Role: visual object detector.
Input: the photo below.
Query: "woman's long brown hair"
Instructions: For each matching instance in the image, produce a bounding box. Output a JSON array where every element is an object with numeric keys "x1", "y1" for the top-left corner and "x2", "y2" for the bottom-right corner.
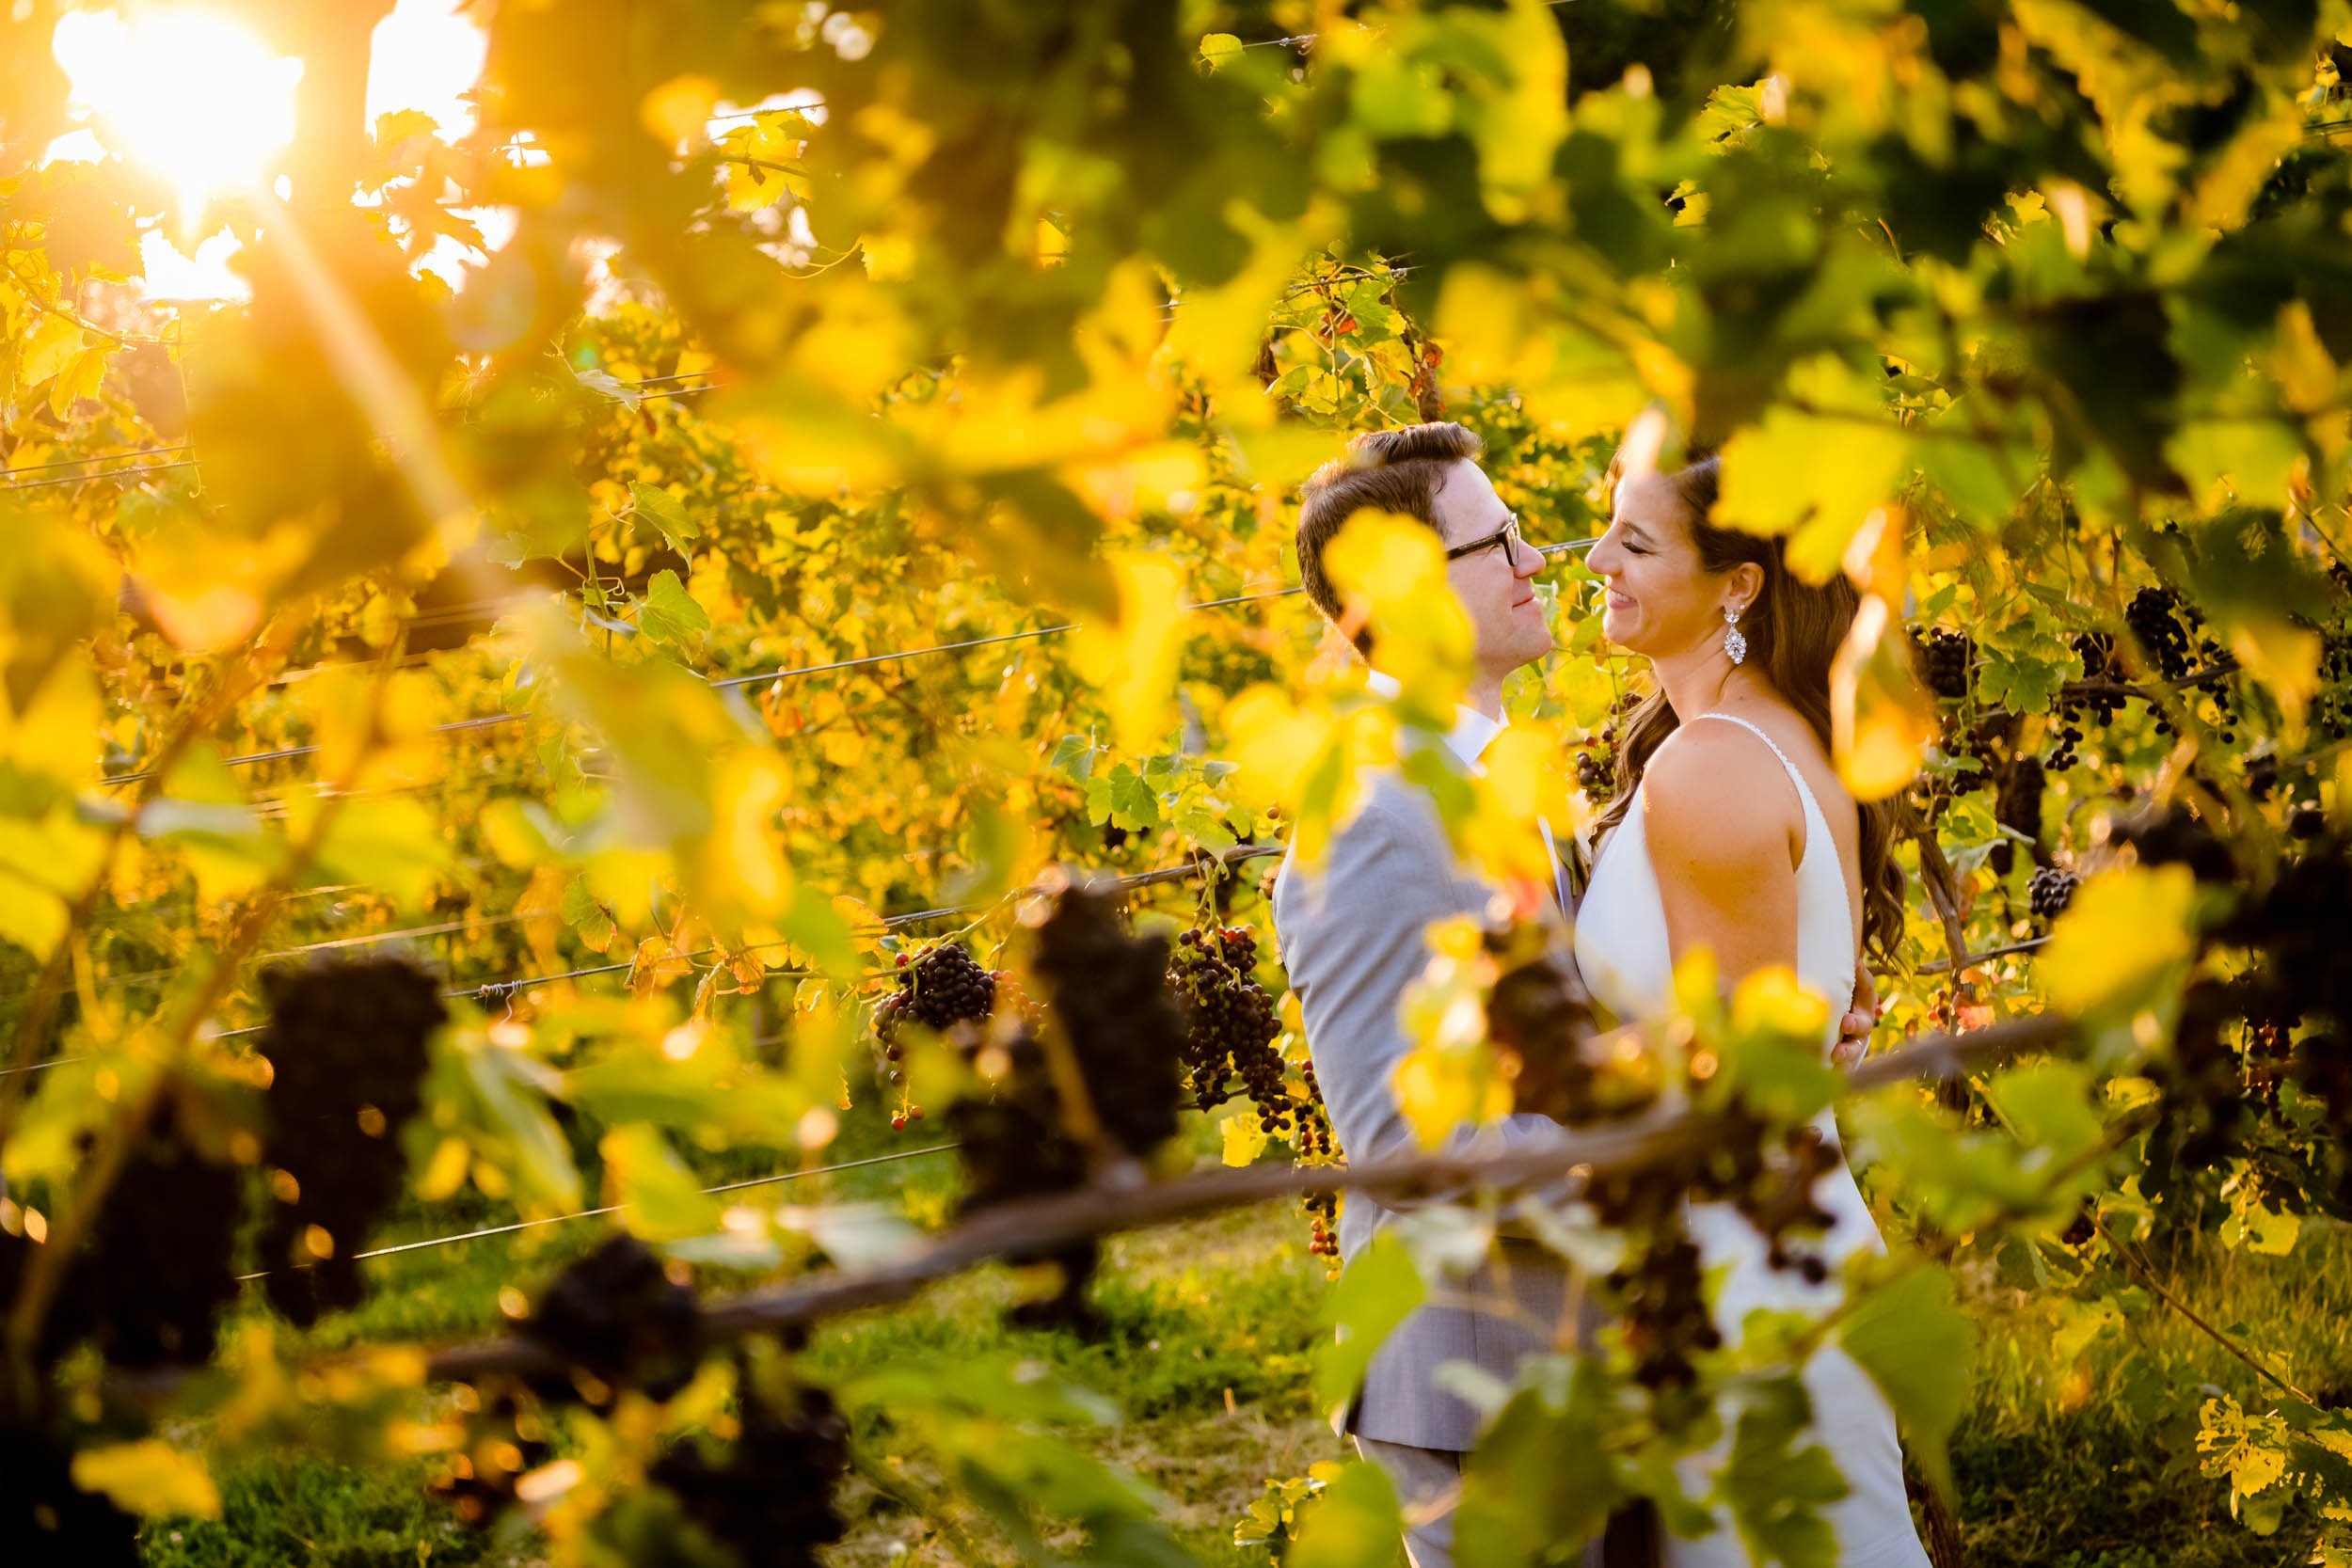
[{"x1": 1592, "y1": 452, "x2": 1911, "y2": 958}]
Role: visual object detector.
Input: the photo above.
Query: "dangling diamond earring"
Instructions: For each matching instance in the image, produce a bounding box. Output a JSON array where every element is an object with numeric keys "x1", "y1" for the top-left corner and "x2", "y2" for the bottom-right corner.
[{"x1": 1723, "y1": 603, "x2": 1748, "y2": 665}]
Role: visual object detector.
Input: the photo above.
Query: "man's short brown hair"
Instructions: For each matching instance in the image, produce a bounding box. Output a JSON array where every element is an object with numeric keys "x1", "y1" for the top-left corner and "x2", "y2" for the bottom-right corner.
[{"x1": 1295, "y1": 421, "x2": 1483, "y2": 657}]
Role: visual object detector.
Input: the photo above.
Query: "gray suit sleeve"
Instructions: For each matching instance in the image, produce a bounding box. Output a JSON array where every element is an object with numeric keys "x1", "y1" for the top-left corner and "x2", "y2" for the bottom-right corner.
[{"x1": 1275, "y1": 798, "x2": 1576, "y2": 1208}]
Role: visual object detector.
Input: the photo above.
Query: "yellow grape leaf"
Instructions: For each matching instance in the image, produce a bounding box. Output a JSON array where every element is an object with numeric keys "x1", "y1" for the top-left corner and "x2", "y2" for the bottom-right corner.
[
  {"x1": 2231, "y1": 1443, "x2": 2287, "y2": 1498},
  {"x1": 704, "y1": 749, "x2": 792, "y2": 919},
  {"x1": 641, "y1": 73, "x2": 720, "y2": 147},
  {"x1": 1831, "y1": 593, "x2": 1936, "y2": 800},
  {"x1": 18, "y1": 309, "x2": 86, "y2": 388},
  {"x1": 1198, "y1": 31, "x2": 1244, "y2": 69},
  {"x1": 49, "y1": 341, "x2": 111, "y2": 419},
  {"x1": 1069, "y1": 551, "x2": 1186, "y2": 753},
  {"x1": 1222, "y1": 1113, "x2": 1271, "y2": 1168},
  {"x1": 0, "y1": 866, "x2": 68, "y2": 959},
  {"x1": 2225, "y1": 619, "x2": 2322, "y2": 729},
  {"x1": 1715, "y1": 361, "x2": 1912, "y2": 582},
  {"x1": 418, "y1": 1135, "x2": 471, "y2": 1201},
  {"x1": 601, "y1": 1123, "x2": 722, "y2": 1241},
  {"x1": 1434, "y1": 262, "x2": 1545, "y2": 388},
  {"x1": 1322, "y1": 511, "x2": 1471, "y2": 719},
  {"x1": 1462, "y1": 0, "x2": 1570, "y2": 225},
  {"x1": 628, "y1": 933, "x2": 694, "y2": 995},
  {"x1": 72, "y1": 1440, "x2": 221, "y2": 1519},
  {"x1": 2, "y1": 656, "x2": 102, "y2": 789},
  {"x1": 2037, "y1": 865, "x2": 2197, "y2": 1019}
]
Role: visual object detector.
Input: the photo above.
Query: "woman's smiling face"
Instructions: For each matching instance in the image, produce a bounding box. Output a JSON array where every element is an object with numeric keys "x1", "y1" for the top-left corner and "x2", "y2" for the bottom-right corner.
[{"x1": 1584, "y1": 469, "x2": 1732, "y2": 659}]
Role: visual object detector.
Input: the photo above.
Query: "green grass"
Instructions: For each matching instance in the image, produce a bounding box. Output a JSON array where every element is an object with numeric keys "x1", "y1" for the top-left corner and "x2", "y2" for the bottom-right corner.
[{"x1": 137, "y1": 1117, "x2": 2352, "y2": 1566}]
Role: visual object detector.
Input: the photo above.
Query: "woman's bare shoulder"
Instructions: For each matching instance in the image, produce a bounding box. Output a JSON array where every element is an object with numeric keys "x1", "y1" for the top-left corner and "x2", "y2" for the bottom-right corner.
[{"x1": 1642, "y1": 721, "x2": 1797, "y2": 864}]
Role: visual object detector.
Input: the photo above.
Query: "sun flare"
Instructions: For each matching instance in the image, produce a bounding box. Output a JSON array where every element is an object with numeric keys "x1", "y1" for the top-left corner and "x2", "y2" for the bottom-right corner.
[{"x1": 52, "y1": 7, "x2": 304, "y2": 214}]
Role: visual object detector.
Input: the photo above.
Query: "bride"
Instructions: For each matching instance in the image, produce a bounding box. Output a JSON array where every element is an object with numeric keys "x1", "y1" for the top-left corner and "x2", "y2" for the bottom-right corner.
[{"x1": 1571, "y1": 449, "x2": 1937, "y2": 1566}]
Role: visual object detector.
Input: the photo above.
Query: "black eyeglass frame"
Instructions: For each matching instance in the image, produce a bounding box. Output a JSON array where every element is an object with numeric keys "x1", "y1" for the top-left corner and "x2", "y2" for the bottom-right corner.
[{"x1": 1443, "y1": 514, "x2": 1525, "y2": 563}]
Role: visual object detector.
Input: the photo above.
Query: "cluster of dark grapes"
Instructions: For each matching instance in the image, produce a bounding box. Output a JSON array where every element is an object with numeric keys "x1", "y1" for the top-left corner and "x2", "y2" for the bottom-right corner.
[
  {"x1": 2027, "y1": 865, "x2": 2079, "y2": 921},
  {"x1": 2124, "y1": 586, "x2": 2200, "y2": 681},
  {"x1": 2113, "y1": 804, "x2": 2352, "y2": 1206},
  {"x1": 872, "y1": 942, "x2": 1001, "y2": 1129},
  {"x1": 1605, "y1": 1236, "x2": 1720, "y2": 1396},
  {"x1": 518, "y1": 1234, "x2": 703, "y2": 1407},
  {"x1": 2049, "y1": 632, "x2": 2130, "y2": 770},
  {"x1": 1574, "y1": 742, "x2": 1614, "y2": 805},
  {"x1": 1, "y1": 1422, "x2": 140, "y2": 1567},
  {"x1": 1167, "y1": 925, "x2": 1284, "y2": 1120},
  {"x1": 649, "y1": 1357, "x2": 851, "y2": 1568},
  {"x1": 48, "y1": 1092, "x2": 242, "y2": 1370},
  {"x1": 1291, "y1": 1060, "x2": 1342, "y2": 1259},
  {"x1": 1481, "y1": 922, "x2": 1655, "y2": 1126},
  {"x1": 945, "y1": 874, "x2": 1188, "y2": 1332},
  {"x1": 1575, "y1": 696, "x2": 1637, "y2": 805},
  {"x1": 1915, "y1": 628, "x2": 1973, "y2": 702},
  {"x1": 1026, "y1": 878, "x2": 1188, "y2": 1158},
  {"x1": 254, "y1": 955, "x2": 447, "y2": 1325},
  {"x1": 1719, "y1": 1117, "x2": 1841, "y2": 1286},
  {"x1": 1468, "y1": 919, "x2": 1849, "y2": 1403}
]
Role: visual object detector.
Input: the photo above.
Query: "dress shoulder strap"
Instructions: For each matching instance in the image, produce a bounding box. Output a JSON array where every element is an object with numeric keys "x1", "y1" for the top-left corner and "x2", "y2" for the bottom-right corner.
[{"x1": 1681, "y1": 712, "x2": 1826, "y2": 829}]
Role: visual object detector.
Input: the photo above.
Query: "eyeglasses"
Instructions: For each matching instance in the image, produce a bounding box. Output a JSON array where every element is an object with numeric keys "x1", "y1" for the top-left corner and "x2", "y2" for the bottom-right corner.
[{"x1": 1445, "y1": 514, "x2": 1524, "y2": 563}]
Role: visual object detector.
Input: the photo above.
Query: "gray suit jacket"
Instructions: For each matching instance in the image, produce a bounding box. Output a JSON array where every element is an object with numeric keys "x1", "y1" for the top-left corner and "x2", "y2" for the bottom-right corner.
[{"x1": 1272, "y1": 770, "x2": 1597, "y2": 1454}]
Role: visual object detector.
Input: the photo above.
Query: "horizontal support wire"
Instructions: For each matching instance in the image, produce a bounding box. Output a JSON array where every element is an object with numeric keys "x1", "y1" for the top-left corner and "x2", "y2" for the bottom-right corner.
[
  {"x1": 234, "y1": 1141, "x2": 962, "y2": 1280},
  {"x1": 1, "y1": 441, "x2": 191, "y2": 478}
]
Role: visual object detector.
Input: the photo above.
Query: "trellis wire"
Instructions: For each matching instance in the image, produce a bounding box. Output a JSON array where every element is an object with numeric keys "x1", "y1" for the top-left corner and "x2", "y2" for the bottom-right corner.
[{"x1": 233, "y1": 1140, "x2": 961, "y2": 1281}]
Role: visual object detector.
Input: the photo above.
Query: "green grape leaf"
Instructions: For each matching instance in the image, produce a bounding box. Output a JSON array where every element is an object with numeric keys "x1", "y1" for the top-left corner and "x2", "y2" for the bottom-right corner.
[
  {"x1": 1720, "y1": 1374, "x2": 1848, "y2": 1568},
  {"x1": 1313, "y1": 1231, "x2": 1426, "y2": 1418},
  {"x1": 639, "y1": 569, "x2": 710, "y2": 651},
  {"x1": 630, "y1": 481, "x2": 699, "y2": 552},
  {"x1": 1289, "y1": 1460, "x2": 1403, "y2": 1568},
  {"x1": 1838, "y1": 1264, "x2": 1974, "y2": 1497}
]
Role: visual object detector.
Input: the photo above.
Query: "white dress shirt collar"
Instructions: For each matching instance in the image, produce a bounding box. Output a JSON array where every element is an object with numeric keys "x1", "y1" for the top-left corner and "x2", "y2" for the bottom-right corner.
[
  {"x1": 1364, "y1": 669, "x2": 1503, "y2": 769},
  {"x1": 1364, "y1": 669, "x2": 1570, "y2": 914}
]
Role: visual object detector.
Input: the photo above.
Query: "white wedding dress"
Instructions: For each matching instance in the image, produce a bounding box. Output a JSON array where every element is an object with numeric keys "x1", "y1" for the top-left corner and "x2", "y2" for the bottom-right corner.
[{"x1": 1572, "y1": 713, "x2": 1933, "y2": 1567}]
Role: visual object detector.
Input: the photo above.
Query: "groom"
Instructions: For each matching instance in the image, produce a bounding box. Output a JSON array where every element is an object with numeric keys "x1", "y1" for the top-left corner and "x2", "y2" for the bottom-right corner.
[{"x1": 1271, "y1": 423, "x2": 1873, "y2": 1568}]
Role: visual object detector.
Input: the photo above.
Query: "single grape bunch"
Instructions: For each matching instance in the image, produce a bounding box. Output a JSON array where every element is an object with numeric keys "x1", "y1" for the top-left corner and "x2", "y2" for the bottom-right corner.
[
  {"x1": 1482, "y1": 922, "x2": 1654, "y2": 1127},
  {"x1": 519, "y1": 1234, "x2": 702, "y2": 1407},
  {"x1": 872, "y1": 942, "x2": 998, "y2": 1127},
  {"x1": 1606, "y1": 1232, "x2": 1722, "y2": 1395},
  {"x1": 2027, "y1": 865, "x2": 2079, "y2": 922},
  {"x1": 1025, "y1": 875, "x2": 1187, "y2": 1160},
  {"x1": 1734, "y1": 1121, "x2": 1840, "y2": 1286},
  {"x1": 2115, "y1": 803, "x2": 2236, "y2": 886},
  {"x1": 650, "y1": 1361, "x2": 850, "y2": 1568},
  {"x1": 2126, "y1": 586, "x2": 2197, "y2": 682},
  {"x1": 255, "y1": 954, "x2": 448, "y2": 1326},
  {"x1": 1293, "y1": 1059, "x2": 1335, "y2": 1160},
  {"x1": 1167, "y1": 924, "x2": 1283, "y2": 1125},
  {"x1": 51, "y1": 1089, "x2": 242, "y2": 1370},
  {"x1": 1915, "y1": 628, "x2": 1973, "y2": 702},
  {"x1": 2069, "y1": 632, "x2": 2130, "y2": 727},
  {"x1": 1303, "y1": 1188, "x2": 1341, "y2": 1259}
]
